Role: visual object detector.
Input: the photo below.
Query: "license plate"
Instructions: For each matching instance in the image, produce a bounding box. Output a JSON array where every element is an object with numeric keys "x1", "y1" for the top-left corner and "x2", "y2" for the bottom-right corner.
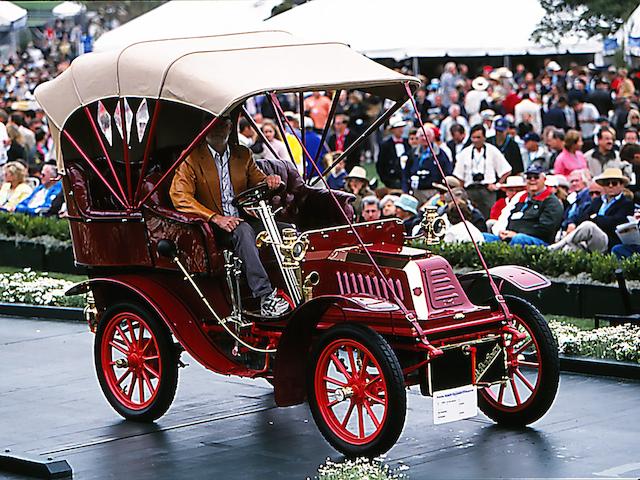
[{"x1": 433, "y1": 385, "x2": 478, "y2": 425}]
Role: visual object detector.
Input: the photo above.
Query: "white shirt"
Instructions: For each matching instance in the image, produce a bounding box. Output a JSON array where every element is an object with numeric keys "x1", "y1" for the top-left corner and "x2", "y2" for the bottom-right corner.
[
  {"x1": 577, "y1": 102, "x2": 599, "y2": 138},
  {"x1": 444, "y1": 221, "x2": 485, "y2": 244},
  {"x1": 207, "y1": 145, "x2": 238, "y2": 217},
  {"x1": 453, "y1": 143, "x2": 512, "y2": 187},
  {"x1": 514, "y1": 99, "x2": 542, "y2": 134},
  {"x1": 0, "y1": 123, "x2": 8, "y2": 165}
]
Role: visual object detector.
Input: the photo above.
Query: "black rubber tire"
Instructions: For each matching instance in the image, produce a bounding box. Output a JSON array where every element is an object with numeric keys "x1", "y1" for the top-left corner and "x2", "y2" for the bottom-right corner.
[
  {"x1": 478, "y1": 295, "x2": 559, "y2": 427},
  {"x1": 95, "y1": 301, "x2": 179, "y2": 422},
  {"x1": 307, "y1": 323, "x2": 406, "y2": 458}
]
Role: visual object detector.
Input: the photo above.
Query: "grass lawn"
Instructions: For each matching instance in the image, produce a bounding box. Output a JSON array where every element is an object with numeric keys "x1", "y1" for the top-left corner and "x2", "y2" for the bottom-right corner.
[{"x1": 0, "y1": 266, "x2": 87, "y2": 284}]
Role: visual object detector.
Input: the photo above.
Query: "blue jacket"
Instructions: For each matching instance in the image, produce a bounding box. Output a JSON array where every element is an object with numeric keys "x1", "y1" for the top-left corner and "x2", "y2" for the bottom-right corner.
[
  {"x1": 14, "y1": 182, "x2": 63, "y2": 216},
  {"x1": 578, "y1": 193, "x2": 634, "y2": 247},
  {"x1": 404, "y1": 146, "x2": 452, "y2": 193},
  {"x1": 561, "y1": 188, "x2": 592, "y2": 230}
]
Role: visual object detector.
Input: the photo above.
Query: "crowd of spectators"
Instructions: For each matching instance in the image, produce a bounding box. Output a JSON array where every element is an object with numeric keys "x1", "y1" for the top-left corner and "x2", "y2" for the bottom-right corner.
[
  {"x1": 241, "y1": 59, "x2": 640, "y2": 261},
  {"x1": 3, "y1": 15, "x2": 640, "y2": 262}
]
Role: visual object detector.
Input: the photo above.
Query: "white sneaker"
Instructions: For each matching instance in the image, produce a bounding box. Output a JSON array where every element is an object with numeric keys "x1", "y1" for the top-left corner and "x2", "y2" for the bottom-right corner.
[{"x1": 260, "y1": 290, "x2": 291, "y2": 318}]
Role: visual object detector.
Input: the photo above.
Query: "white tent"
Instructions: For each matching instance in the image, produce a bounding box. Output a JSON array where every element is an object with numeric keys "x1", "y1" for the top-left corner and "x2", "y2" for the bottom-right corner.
[
  {"x1": 52, "y1": 1, "x2": 86, "y2": 19},
  {"x1": 93, "y1": 0, "x2": 281, "y2": 52},
  {"x1": 623, "y1": 3, "x2": 640, "y2": 59},
  {"x1": 0, "y1": 1, "x2": 27, "y2": 30},
  {"x1": 263, "y1": 0, "x2": 602, "y2": 60}
]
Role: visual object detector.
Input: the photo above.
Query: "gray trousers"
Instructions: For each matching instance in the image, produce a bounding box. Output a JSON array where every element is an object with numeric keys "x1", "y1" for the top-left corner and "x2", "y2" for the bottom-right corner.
[
  {"x1": 216, "y1": 220, "x2": 272, "y2": 299},
  {"x1": 549, "y1": 221, "x2": 609, "y2": 253}
]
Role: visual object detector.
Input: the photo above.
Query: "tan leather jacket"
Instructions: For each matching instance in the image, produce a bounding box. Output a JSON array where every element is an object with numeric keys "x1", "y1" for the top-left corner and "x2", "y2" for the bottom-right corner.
[{"x1": 170, "y1": 142, "x2": 266, "y2": 221}]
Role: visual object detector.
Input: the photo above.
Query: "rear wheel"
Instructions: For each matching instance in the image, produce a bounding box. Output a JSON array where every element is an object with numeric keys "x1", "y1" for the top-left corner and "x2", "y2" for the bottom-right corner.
[
  {"x1": 307, "y1": 324, "x2": 406, "y2": 457},
  {"x1": 95, "y1": 302, "x2": 179, "y2": 422},
  {"x1": 479, "y1": 295, "x2": 559, "y2": 426}
]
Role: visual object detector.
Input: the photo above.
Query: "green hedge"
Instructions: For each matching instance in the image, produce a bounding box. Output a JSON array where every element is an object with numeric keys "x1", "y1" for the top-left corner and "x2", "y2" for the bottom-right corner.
[
  {"x1": 414, "y1": 240, "x2": 640, "y2": 284},
  {"x1": 0, "y1": 212, "x2": 71, "y2": 242}
]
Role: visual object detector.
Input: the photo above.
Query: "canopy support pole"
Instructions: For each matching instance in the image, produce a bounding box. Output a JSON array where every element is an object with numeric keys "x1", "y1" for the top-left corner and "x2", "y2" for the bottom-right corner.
[
  {"x1": 134, "y1": 100, "x2": 162, "y2": 204},
  {"x1": 119, "y1": 98, "x2": 133, "y2": 204},
  {"x1": 309, "y1": 89, "x2": 341, "y2": 175},
  {"x1": 299, "y1": 92, "x2": 306, "y2": 180},
  {"x1": 412, "y1": 57, "x2": 420, "y2": 76},
  {"x1": 240, "y1": 106, "x2": 282, "y2": 161},
  {"x1": 267, "y1": 93, "x2": 297, "y2": 167}
]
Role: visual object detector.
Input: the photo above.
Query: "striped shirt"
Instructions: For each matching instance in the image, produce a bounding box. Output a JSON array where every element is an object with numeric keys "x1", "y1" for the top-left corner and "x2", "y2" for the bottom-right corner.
[{"x1": 207, "y1": 145, "x2": 238, "y2": 217}]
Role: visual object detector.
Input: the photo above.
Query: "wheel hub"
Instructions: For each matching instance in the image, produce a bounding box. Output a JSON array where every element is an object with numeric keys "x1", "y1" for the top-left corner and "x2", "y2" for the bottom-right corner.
[{"x1": 334, "y1": 386, "x2": 354, "y2": 402}]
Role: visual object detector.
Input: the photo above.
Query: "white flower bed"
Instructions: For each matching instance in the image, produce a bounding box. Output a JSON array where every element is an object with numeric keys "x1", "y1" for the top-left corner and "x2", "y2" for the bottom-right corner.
[
  {"x1": 0, "y1": 269, "x2": 85, "y2": 308},
  {"x1": 314, "y1": 457, "x2": 407, "y2": 480},
  {"x1": 549, "y1": 320, "x2": 640, "y2": 364}
]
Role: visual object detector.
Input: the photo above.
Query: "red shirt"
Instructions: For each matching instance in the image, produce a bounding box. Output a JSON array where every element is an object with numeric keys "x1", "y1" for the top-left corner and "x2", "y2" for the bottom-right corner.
[{"x1": 490, "y1": 197, "x2": 507, "y2": 220}]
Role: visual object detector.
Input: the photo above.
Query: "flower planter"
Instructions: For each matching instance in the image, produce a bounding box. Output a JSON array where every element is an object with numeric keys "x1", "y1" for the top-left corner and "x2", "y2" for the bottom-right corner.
[{"x1": 0, "y1": 239, "x2": 82, "y2": 275}]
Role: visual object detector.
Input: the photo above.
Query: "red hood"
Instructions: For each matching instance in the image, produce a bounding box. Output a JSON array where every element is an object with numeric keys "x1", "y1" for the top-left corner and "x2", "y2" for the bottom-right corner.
[{"x1": 530, "y1": 186, "x2": 554, "y2": 201}]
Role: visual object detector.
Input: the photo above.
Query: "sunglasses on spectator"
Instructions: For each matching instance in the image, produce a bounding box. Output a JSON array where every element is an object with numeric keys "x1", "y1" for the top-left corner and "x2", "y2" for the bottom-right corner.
[
  {"x1": 600, "y1": 180, "x2": 620, "y2": 187},
  {"x1": 589, "y1": 191, "x2": 601, "y2": 196},
  {"x1": 525, "y1": 174, "x2": 540, "y2": 180}
]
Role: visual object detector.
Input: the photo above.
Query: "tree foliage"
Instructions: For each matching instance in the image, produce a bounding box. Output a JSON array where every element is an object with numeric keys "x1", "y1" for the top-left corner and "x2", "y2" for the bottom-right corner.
[{"x1": 532, "y1": 0, "x2": 638, "y2": 45}]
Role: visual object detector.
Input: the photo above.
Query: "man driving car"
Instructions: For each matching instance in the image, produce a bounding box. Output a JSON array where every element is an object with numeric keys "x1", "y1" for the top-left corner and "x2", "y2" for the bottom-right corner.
[{"x1": 170, "y1": 115, "x2": 290, "y2": 318}]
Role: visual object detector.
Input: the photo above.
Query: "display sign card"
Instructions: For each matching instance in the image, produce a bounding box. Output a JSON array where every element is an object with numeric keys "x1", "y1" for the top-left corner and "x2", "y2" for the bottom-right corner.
[{"x1": 433, "y1": 385, "x2": 477, "y2": 425}]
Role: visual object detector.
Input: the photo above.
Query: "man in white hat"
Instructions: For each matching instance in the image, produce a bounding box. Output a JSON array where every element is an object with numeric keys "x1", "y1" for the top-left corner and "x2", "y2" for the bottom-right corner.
[
  {"x1": 550, "y1": 168, "x2": 633, "y2": 252},
  {"x1": 376, "y1": 118, "x2": 412, "y2": 189},
  {"x1": 465, "y1": 77, "x2": 490, "y2": 126}
]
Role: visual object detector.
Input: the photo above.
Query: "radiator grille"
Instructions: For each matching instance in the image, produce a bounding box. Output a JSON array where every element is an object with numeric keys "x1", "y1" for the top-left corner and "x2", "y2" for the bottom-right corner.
[
  {"x1": 424, "y1": 267, "x2": 462, "y2": 307},
  {"x1": 336, "y1": 271, "x2": 404, "y2": 301}
]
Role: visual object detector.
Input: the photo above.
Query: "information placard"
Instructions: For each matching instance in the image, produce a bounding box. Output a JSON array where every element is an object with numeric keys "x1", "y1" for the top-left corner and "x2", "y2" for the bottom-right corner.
[{"x1": 433, "y1": 385, "x2": 477, "y2": 425}]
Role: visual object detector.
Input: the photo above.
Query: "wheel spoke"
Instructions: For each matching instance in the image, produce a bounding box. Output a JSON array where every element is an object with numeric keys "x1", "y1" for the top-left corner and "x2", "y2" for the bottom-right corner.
[
  {"x1": 515, "y1": 368, "x2": 535, "y2": 392},
  {"x1": 128, "y1": 374, "x2": 137, "y2": 400},
  {"x1": 140, "y1": 338, "x2": 152, "y2": 355},
  {"x1": 142, "y1": 369, "x2": 154, "y2": 394},
  {"x1": 357, "y1": 403, "x2": 365, "y2": 439},
  {"x1": 138, "y1": 373, "x2": 145, "y2": 403},
  {"x1": 514, "y1": 339, "x2": 533, "y2": 356},
  {"x1": 510, "y1": 378, "x2": 522, "y2": 405},
  {"x1": 341, "y1": 400, "x2": 356, "y2": 428},
  {"x1": 115, "y1": 326, "x2": 132, "y2": 348},
  {"x1": 497, "y1": 382, "x2": 506, "y2": 403},
  {"x1": 518, "y1": 360, "x2": 539, "y2": 369},
  {"x1": 109, "y1": 340, "x2": 129, "y2": 355},
  {"x1": 117, "y1": 368, "x2": 132, "y2": 386},
  {"x1": 137, "y1": 323, "x2": 145, "y2": 349},
  {"x1": 358, "y1": 353, "x2": 370, "y2": 378},
  {"x1": 364, "y1": 390, "x2": 385, "y2": 405},
  {"x1": 323, "y1": 375, "x2": 347, "y2": 387},
  {"x1": 143, "y1": 355, "x2": 159, "y2": 361},
  {"x1": 330, "y1": 353, "x2": 351, "y2": 380},
  {"x1": 327, "y1": 398, "x2": 341, "y2": 408},
  {"x1": 144, "y1": 363, "x2": 160, "y2": 379},
  {"x1": 363, "y1": 400, "x2": 381, "y2": 429},
  {"x1": 346, "y1": 346, "x2": 357, "y2": 376}
]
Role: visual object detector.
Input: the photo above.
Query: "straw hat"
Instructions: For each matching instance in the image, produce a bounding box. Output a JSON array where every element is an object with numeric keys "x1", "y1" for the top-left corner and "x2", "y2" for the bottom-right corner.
[
  {"x1": 394, "y1": 194, "x2": 419, "y2": 215},
  {"x1": 345, "y1": 166, "x2": 368, "y2": 182},
  {"x1": 498, "y1": 176, "x2": 526, "y2": 189},
  {"x1": 595, "y1": 168, "x2": 629, "y2": 186},
  {"x1": 472, "y1": 76, "x2": 489, "y2": 91},
  {"x1": 433, "y1": 175, "x2": 462, "y2": 192}
]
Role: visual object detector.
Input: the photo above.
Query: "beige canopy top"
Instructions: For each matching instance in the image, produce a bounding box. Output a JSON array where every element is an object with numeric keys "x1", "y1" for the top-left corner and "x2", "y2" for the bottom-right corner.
[{"x1": 35, "y1": 30, "x2": 419, "y2": 132}]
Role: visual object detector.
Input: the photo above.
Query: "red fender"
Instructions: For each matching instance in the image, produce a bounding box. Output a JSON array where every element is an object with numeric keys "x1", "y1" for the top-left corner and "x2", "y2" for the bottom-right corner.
[
  {"x1": 273, "y1": 294, "x2": 399, "y2": 407},
  {"x1": 67, "y1": 276, "x2": 242, "y2": 375}
]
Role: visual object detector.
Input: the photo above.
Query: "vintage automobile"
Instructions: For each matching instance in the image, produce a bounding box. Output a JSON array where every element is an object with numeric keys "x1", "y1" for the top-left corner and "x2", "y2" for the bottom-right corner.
[{"x1": 35, "y1": 31, "x2": 559, "y2": 457}]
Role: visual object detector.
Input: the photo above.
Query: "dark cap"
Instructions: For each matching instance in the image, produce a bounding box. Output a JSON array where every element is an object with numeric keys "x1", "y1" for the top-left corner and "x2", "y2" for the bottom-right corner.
[
  {"x1": 494, "y1": 118, "x2": 509, "y2": 132},
  {"x1": 523, "y1": 132, "x2": 541, "y2": 143},
  {"x1": 525, "y1": 164, "x2": 546, "y2": 175}
]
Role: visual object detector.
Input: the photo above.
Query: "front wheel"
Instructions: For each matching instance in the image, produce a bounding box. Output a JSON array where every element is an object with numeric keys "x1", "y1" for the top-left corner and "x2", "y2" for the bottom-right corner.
[
  {"x1": 307, "y1": 324, "x2": 406, "y2": 458},
  {"x1": 95, "y1": 302, "x2": 179, "y2": 422},
  {"x1": 479, "y1": 295, "x2": 559, "y2": 426}
]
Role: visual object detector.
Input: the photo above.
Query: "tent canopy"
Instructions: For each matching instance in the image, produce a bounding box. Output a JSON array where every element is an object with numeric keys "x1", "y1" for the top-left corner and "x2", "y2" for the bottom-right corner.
[
  {"x1": 93, "y1": 0, "x2": 280, "y2": 52},
  {"x1": 35, "y1": 30, "x2": 418, "y2": 133},
  {"x1": 263, "y1": 0, "x2": 602, "y2": 60},
  {"x1": 0, "y1": 1, "x2": 27, "y2": 30}
]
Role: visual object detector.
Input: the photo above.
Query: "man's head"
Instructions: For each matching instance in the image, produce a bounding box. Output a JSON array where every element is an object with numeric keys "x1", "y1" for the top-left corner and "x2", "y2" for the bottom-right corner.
[
  {"x1": 568, "y1": 168, "x2": 591, "y2": 193},
  {"x1": 571, "y1": 100, "x2": 584, "y2": 113},
  {"x1": 545, "y1": 128, "x2": 565, "y2": 152},
  {"x1": 588, "y1": 181, "x2": 604, "y2": 199},
  {"x1": 389, "y1": 119, "x2": 407, "y2": 138},
  {"x1": 205, "y1": 115, "x2": 233, "y2": 151},
  {"x1": 238, "y1": 117, "x2": 254, "y2": 137},
  {"x1": 408, "y1": 128, "x2": 419, "y2": 148},
  {"x1": 469, "y1": 124, "x2": 486, "y2": 149},
  {"x1": 597, "y1": 127, "x2": 615, "y2": 154},
  {"x1": 620, "y1": 142, "x2": 640, "y2": 165},
  {"x1": 494, "y1": 118, "x2": 509, "y2": 138},
  {"x1": 450, "y1": 123, "x2": 465, "y2": 144},
  {"x1": 595, "y1": 168, "x2": 628, "y2": 198},
  {"x1": 448, "y1": 104, "x2": 460, "y2": 119},
  {"x1": 624, "y1": 128, "x2": 639, "y2": 145},
  {"x1": 523, "y1": 132, "x2": 541, "y2": 153},
  {"x1": 41, "y1": 163, "x2": 58, "y2": 187},
  {"x1": 334, "y1": 114, "x2": 349, "y2": 134},
  {"x1": 361, "y1": 196, "x2": 381, "y2": 222},
  {"x1": 524, "y1": 165, "x2": 546, "y2": 195}
]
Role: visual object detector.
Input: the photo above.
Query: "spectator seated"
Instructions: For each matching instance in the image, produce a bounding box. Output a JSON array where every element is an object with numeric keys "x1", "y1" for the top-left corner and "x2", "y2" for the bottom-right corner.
[{"x1": 14, "y1": 163, "x2": 63, "y2": 216}]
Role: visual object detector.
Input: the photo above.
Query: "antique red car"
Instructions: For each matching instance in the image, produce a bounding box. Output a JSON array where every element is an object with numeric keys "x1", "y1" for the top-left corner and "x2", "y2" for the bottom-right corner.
[{"x1": 35, "y1": 31, "x2": 559, "y2": 457}]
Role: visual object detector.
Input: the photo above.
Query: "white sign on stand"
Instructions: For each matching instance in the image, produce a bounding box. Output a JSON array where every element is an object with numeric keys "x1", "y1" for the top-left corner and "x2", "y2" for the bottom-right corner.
[{"x1": 433, "y1": 385, "x2": 478, "y2": 425}]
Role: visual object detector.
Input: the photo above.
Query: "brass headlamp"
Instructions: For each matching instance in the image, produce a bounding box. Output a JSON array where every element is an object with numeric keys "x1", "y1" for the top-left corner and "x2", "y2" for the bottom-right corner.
[
  {"x1": 280, "y1": 228, "x2": 309, "y2": 269},
  {"x1": 421, "y1": 206, "x2": 447, "y2": 245}
]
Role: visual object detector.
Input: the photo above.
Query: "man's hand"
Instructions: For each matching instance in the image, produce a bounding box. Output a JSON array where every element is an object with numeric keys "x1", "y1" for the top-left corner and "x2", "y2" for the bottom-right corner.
[
  {"x1": 487, "y1": 183, "x2": 499, "y2": 192},
  {"x1": 212, "y1": 215, "x2": 244, "y2": 232},
  {"x1": 565, "y1": 223, "x2": 576, "y2": 234},
  {"x1": 498, "y1": 230, "x2": 516, "y2": 241},
  {"x1": 265, "y1": 174, "x2": 282, "y2": 190}
]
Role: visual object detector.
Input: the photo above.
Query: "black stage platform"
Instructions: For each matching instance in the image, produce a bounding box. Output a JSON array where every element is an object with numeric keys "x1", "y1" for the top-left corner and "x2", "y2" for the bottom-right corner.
[{"x1": 1, "y1": 316, "x2": 639, "y2": 479}]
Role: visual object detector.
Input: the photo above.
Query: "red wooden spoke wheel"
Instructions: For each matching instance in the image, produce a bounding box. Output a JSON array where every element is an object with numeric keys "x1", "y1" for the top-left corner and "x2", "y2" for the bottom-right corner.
[
  {"x1": 479, "y1": 295, "x2": 559, "y2": 427},
  {"x1": 95, "y1": 302, "x2": 178, "y2": 422},
  {"x1": 307, "y1": 324, "x2": 405, "y2": 458}
]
